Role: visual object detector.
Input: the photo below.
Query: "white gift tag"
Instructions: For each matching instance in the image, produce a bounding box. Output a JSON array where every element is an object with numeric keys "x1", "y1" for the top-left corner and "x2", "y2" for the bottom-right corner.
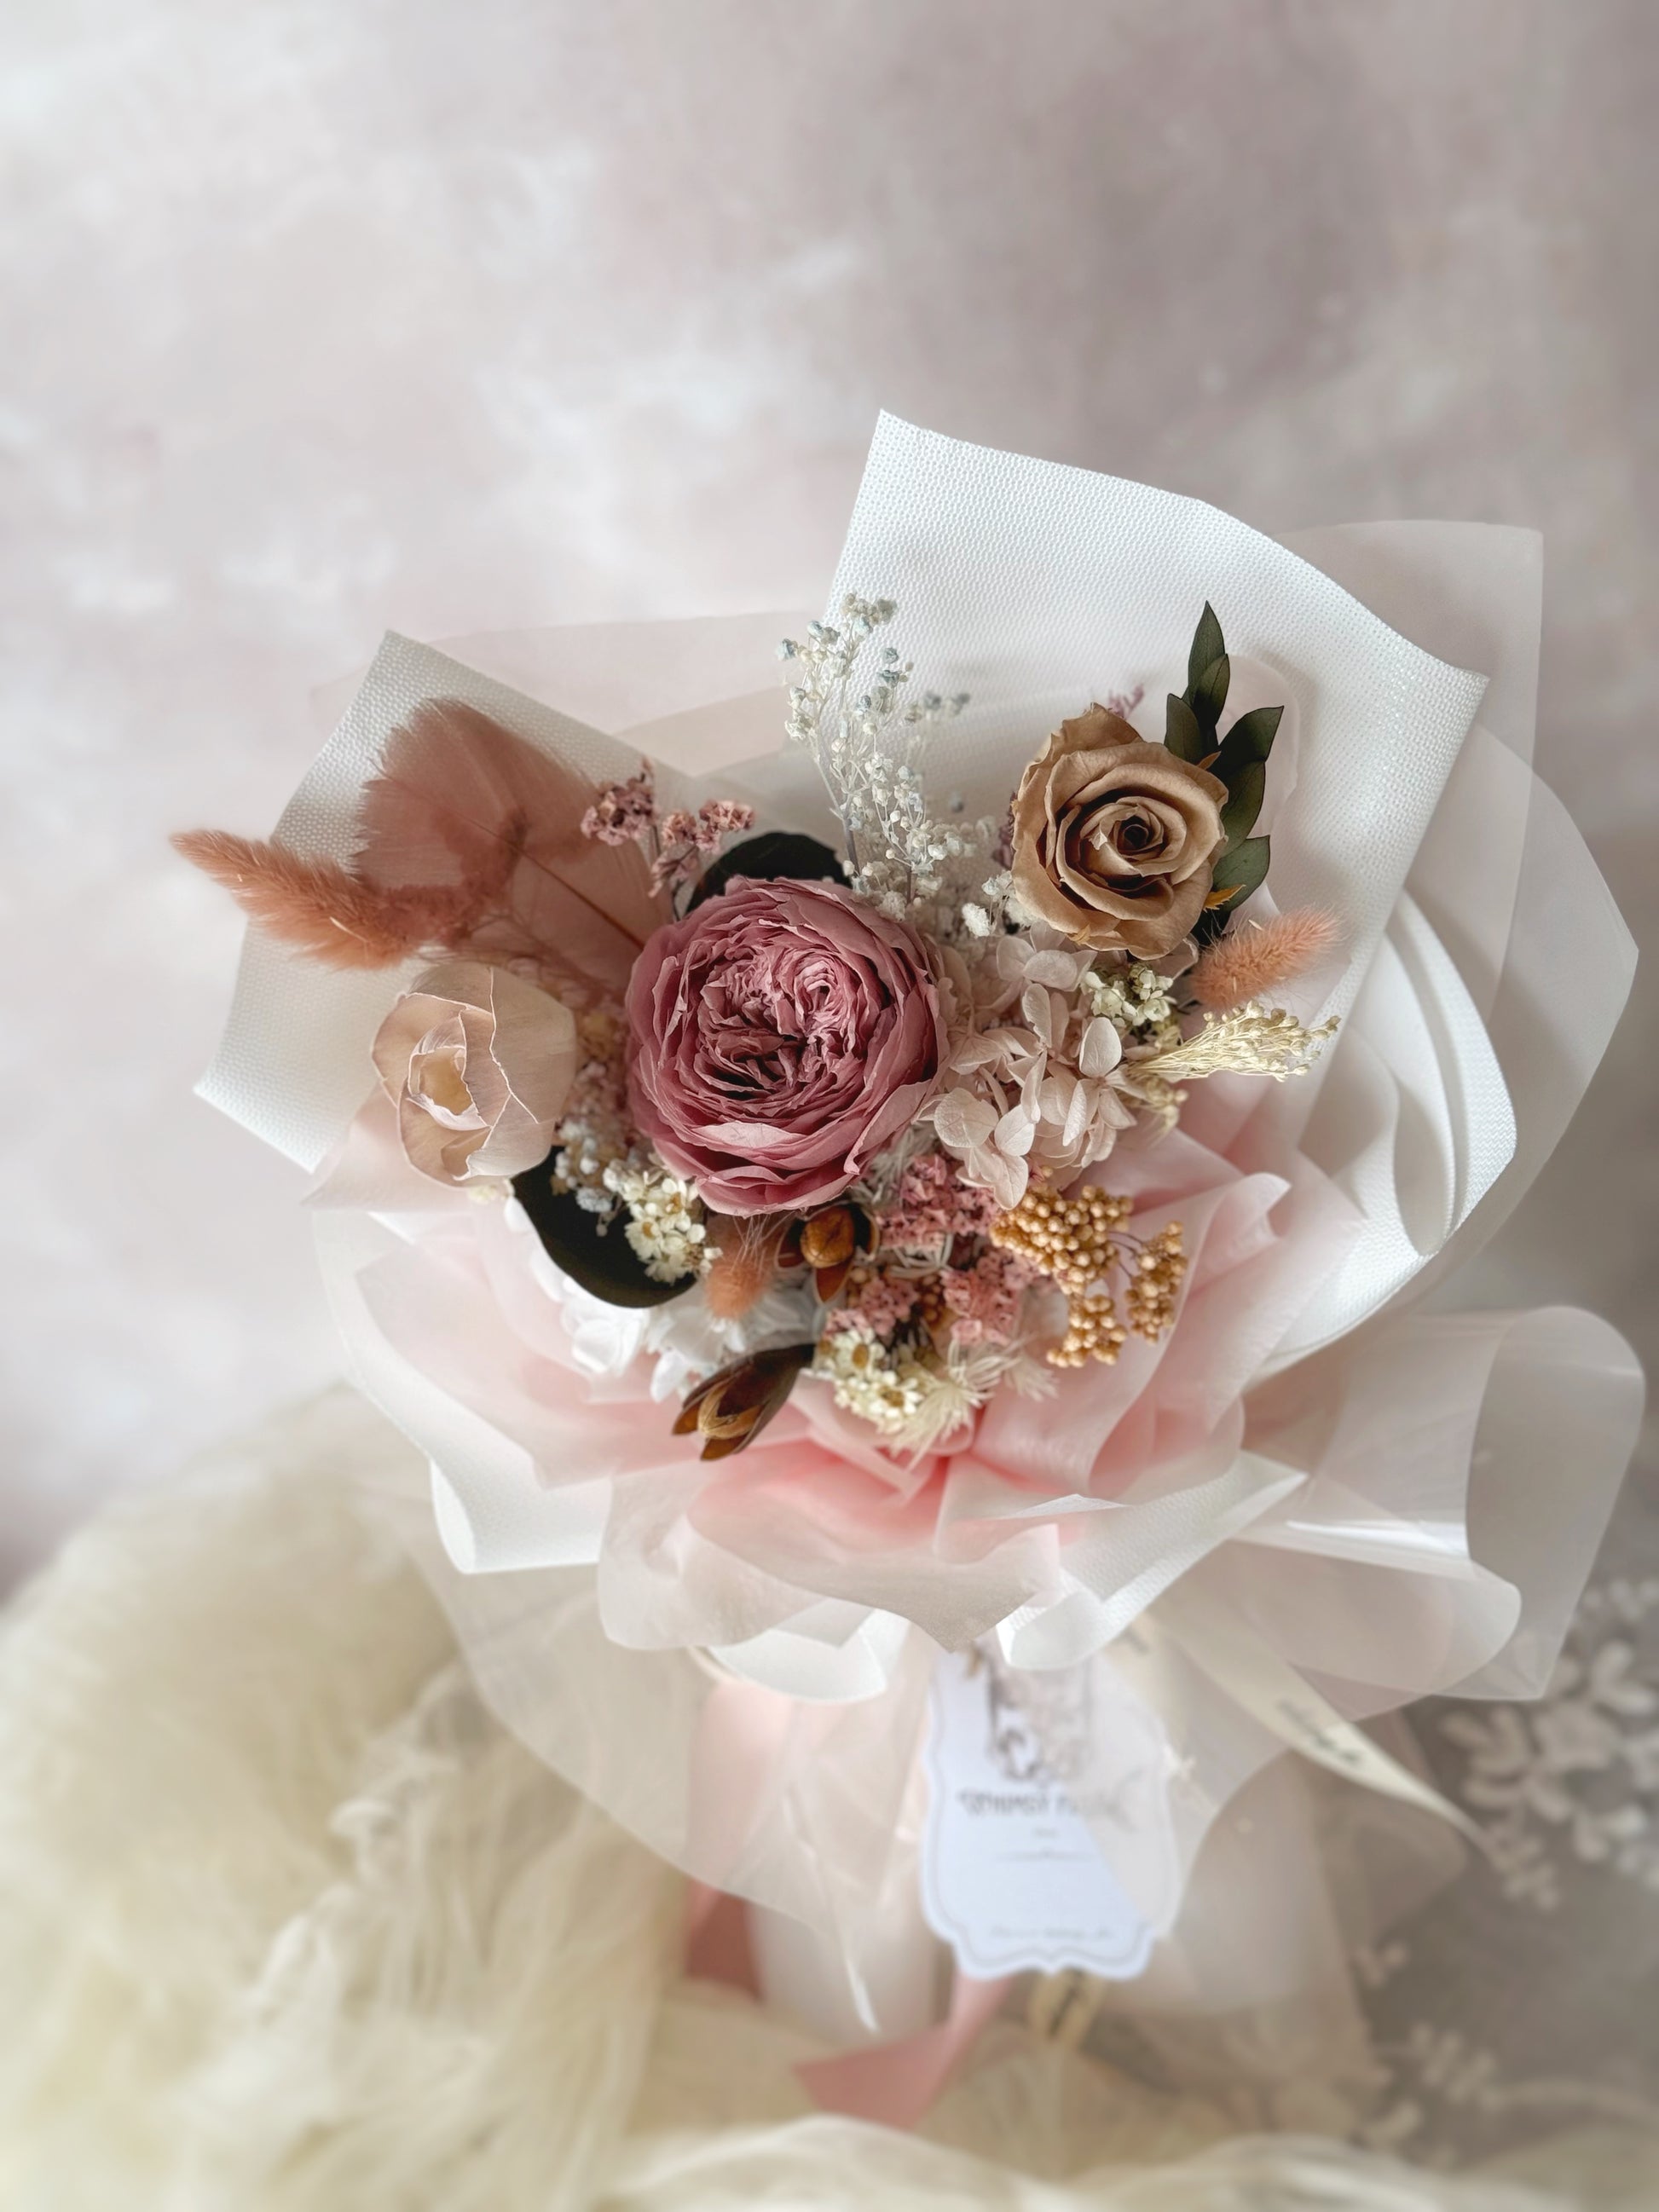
[{"x1": 920, "y1": 1647, "x2": 1175, "y2": 1980}]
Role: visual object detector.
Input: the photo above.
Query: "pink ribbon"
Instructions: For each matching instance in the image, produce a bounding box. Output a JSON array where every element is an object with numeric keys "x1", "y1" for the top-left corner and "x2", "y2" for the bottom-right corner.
[
  {"x1": 795, "y1": 1964, "x2": 1011, "y2": 2128},
  {"x1": 685, "y1": 1880, "x2": 1008, "y2": 2129}
]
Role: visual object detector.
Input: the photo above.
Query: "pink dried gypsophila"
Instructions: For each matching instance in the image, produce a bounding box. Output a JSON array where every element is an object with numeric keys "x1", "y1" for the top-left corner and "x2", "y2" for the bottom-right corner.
[
  {"x1": 880, "y1": 1149, "x2": 1000, "y2": 1251},
  {"x1": 650, "y1": 800, "x2": 760, "y2": 893},
  {"x1": 941, "y1": 1249, "x2": 1038, "y2": 1345},
  {"x1": 650, "y1": 812, "x2": 701, "y2": 893},
  {"x1": 694, "y1": 799, "x2": 755, "y2": 850},
  {"x1": 1188, "y1": 908, "x2": 1340, "y2": 1011},
  {"x1": 581, "y1": 766, "x2": 657, "y2": 846},
  {"x1": 824, "y1": 1270, "x2": 922, "y2": 1342}
]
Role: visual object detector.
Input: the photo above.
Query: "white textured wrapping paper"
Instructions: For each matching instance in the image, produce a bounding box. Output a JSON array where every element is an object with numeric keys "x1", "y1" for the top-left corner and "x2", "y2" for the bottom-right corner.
[{"x1": 827, "y1": 417, "x2": 1488, "y2": 954}]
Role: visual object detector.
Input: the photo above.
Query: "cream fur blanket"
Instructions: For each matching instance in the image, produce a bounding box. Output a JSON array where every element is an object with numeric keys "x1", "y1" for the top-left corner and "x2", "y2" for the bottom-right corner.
[{"x1": 2, "y1": 1390, "x2": 1652, "y2": 2209}]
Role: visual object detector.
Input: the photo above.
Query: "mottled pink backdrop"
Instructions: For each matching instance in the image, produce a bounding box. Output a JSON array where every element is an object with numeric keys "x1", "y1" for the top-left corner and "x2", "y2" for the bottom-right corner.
[{"x1": 3, "y1": 1, "x2": 1655, "y2": 1581}]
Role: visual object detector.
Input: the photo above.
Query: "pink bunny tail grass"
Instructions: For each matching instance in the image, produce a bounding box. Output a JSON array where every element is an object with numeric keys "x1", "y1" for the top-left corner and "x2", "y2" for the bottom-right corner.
[
  {"x1": 1189, "y1": 907, "x2": 1341, "y2": 1011},
  {"x1": 702, "y1": 1214, "x2": 786, "y2": 1321}
]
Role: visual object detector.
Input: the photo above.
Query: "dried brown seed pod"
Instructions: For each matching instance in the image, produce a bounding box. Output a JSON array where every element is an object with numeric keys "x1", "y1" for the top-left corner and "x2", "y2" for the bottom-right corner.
[
  {"x1": 672, "y1": 1343, "x2": 814, "y2": 1461},
  {"x1": 777, "y1": 1203, "x2": 874, "y2": 1302},
  {"x1": 799, "y1": 1205, "x2": 858, "y2": 1270}
]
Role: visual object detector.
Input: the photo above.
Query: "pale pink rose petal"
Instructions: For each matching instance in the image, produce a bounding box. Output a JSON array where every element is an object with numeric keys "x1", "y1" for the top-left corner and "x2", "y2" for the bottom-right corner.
[{"x1": 372, "y1": 960, "x2": 577, "y2": 1187}]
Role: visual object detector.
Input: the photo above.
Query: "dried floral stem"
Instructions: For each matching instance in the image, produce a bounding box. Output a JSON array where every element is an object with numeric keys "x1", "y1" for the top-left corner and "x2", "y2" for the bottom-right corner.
[
  {"x1": 779, "y1": 594, "x2": 975, "y2": 908},
  {"x1": 1134, "y1": 1002, "x2": 1338, "y2": 1084}
]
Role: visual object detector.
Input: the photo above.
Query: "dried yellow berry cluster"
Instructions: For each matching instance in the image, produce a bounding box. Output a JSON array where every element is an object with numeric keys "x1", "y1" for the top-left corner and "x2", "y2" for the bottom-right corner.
[
  {"x1": 1124, "y1": 1221, "x2": 1187, "y2": 1339},
  {"x1": 990, "y1": 1186, "x2": 1186, "y2": 1368},
  {"x1": 1049, "y1": 1291, "x2": 1129, "y2": 1369},
  {"x1": 989, "y1": 1186, "x2": 1133, "y2": 1293}
]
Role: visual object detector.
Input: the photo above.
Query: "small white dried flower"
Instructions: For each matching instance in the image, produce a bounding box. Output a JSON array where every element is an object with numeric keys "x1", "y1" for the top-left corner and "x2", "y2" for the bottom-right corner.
[
  {"x1": 812, "y1": 1322, "x2": 932, "y2": 1433},
  {"x1": 1083, "y1": 961, "x2": 1177, "y2": 1037},
  {"x1": 781, "y1": 591, "x2": 989, "y2": 925},
  {"x1": 602, "y1": 1157, "x2": 710, "y2": 1285}
]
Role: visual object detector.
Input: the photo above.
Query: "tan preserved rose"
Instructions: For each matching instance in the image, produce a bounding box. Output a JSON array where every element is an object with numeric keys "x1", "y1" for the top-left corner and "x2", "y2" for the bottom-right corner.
[{"x1": 1009, "y1": 706, "x2": 1228, "y2": 957}]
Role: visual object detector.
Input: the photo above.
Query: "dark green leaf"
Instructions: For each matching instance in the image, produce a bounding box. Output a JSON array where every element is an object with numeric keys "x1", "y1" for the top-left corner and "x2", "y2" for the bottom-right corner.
[
  {"x1": 690, "y1": 830, "x2": 844, "y2": 909},
  {"x1": 1192, "y1": 905, "x2": 1230, "y2": 949},
  {"x1": 1187, "y1": 603, "x2": 1225, "y2": 691},
  {"x1": 1187, "y1": 653, "x2": 1230, "y2": 734},
  {"x1": 1165, "y1": 692, "x2": 1205, "y2": 762},
  {"x1": 510, "y1": 1168, "x2": 692, "y2": 1308},
  {"x1": 1205, "y1": 834, "x2": 1270, "y2": 917},
  {"x1": 1212, "y1": 704, "x2": 1283, "y2": 785},
  {"x1": 1217, "y1": 760, "x2": 1266, "y2": 852}
]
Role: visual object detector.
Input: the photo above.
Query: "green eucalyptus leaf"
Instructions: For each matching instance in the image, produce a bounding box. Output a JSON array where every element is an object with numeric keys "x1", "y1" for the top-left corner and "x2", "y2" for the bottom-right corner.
[
  {"x1": 510, "y1": 1168, "x2": 693, "y2": 1308},
  {"x1": 1218, "y1": 759, "x2": 1266, "y2": 852},
  {"x1": 1212, "y1": 704, "x2": 1283, "y2": 784},
  {"x1": 1205, "y1": 833, "x2": 1270, "y2": 915},
  {"x1": 1187, "y1": 603, "x2": 1225, "y2": 691},
  {"x1": 1165, "y1": 692, "x2": 1205, "y2": 762},
  {"x1": 1188, "y1": 653, "x2": 1230, "y2": 733}
]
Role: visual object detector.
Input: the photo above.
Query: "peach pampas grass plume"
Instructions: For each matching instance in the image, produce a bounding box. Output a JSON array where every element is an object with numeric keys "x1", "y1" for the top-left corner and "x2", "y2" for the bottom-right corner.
[
  {"x1": 176, "y1": 702, "x2": 668, "y2": 993},
  {"x1": 176, "y1": 831, "x2": 437, "y2": 968},
  {"x1": 171, "y1": 829, "x2": 471, "y2": 968},
  {"x1": 1189, "y1": 907, "x2": 1340, "y2": 1011}
]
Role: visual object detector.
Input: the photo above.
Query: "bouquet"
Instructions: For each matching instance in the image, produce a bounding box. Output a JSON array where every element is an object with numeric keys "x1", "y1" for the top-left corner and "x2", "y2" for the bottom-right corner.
[{"x1": 182, "y1": 419, "x2": 1641, "y2": 2095}]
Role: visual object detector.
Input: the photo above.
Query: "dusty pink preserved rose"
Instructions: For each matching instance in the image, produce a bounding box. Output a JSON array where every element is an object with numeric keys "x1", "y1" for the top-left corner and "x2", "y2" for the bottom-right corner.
[{"x1": 626, "y1": 876, "x2": 947, "y2": 1216}]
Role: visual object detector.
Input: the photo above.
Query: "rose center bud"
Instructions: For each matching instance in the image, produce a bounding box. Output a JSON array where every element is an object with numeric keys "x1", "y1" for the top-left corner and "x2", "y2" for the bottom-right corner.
[{"x1": 414, "y1": 1046, "x2": 475, "y2": 1118}]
